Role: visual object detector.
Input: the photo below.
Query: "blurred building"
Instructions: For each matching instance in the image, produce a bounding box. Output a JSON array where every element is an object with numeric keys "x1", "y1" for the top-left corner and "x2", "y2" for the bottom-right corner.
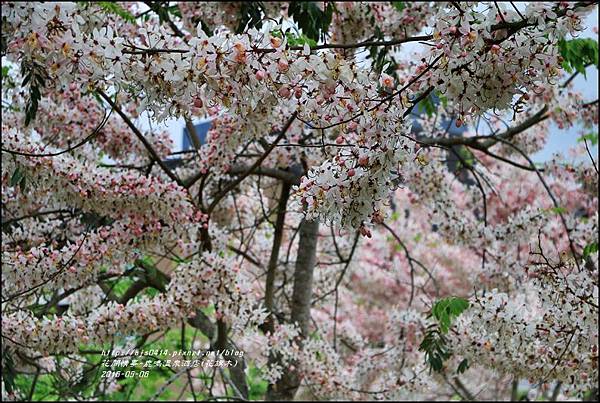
[{"x1": 182, "y1": 119, "x2": 212, "y2": 150}]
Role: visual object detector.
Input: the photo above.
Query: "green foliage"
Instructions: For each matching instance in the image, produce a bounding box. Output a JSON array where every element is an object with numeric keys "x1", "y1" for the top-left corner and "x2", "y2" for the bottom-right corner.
[
  {"x1": 107, "y1": 276, "x2": 135, "y2": 298},
  {"x1": 438, "y1": 92, "x2": 448, "y2": 108},
  {"x1": 13, "y1": 351, "x2": 113, "y2": 401},
  {"x1": 287, "y1": 1, "x2": 333, "y2": 42},
  {"x1": 97, "y1": 2, "x2": 135, "y2": 22},
  {"x1": 163, "y1": 4, "x2": 182, "y2": 19},
  {"x1": 49, "y1": 328, "x2": 203, "y2": 401},
  {"x1": 368, "y1": 27, "x2": 398, "y2": 77},
  {"x1": 9, "y1": 166, "x2": 24, "y2": 187},
  {"x1": 21, "y1": 60, "x2": 47, "y2": 126},
  {"x1": 456, "y1": 358, "x2": 470, "y2": 374},
  {"x1": 431, "y1": 297, "x2": 469, "y2": 334},
  {"x1": 583, "y1": 242, "x2": 598, "y2": 259},
  {"x1": 546, "y1": 206, "x2": 567, "y2": 215},
  {"x1": 558, "y1": 38, "x2": 599, "y2": 78},
  {"x1": 3, "y1": 351, "x2": 17, "y2": 395},
  {"x1": 14, "y1": 373, "x2": 57, "y2": 401},
  {"x1": 1, "y1": 64, "x2": 17, "y2": 91},
  {"x1": 236, "y1": 2, "x2": 265, "y2": 34},
  {"x1": 9, "y1": 166, "x2": 27, "y2": 192},
  {"x1": 283, "y1": 31, "x2": 317, "y2": 47},
  {"x1": 114, "y1": 328, "x2": 202, "y2": 401},
  {"x1": 419, "y1": 328, "x2": 451, "y2": 372},
  {"x1": 247, "y1": 366, "x2": 268, "y2": 400},
  {"x1": 392, "y1": 2, "x2": 406, "y2": 12},
  {"x1": 417, "y1": 90, "x2": 449, "y2": 117},
  {"x1": 419, "y1": 297, "x2": 470, "y2": 374},
  {"x1": 455, "y1": 146, "x2": 476, "y2": 170},
  {"x1": 577, "y1": 132, "x2": 598, "y2": 146},
  {"x1": 417, "y1": 90, "x2": 451, "y2": 118},
  {"x1": 419, "y1": 95, "x2": 437, "y2": 117}
]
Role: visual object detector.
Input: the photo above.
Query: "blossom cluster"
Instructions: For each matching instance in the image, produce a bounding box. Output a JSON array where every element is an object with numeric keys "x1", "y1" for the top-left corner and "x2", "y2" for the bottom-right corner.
[
  {"x1": 2, "y1": 250, "x2": 248, "y2": 355},
  {"x1": 2, "y1": 130, "x2": 196, "y2": 224},
  {"x1": 1, "y1": 1, "x2": 598, "y2": 401},
  {"x1": 454, "y1": 261, "x2": 598, "y2": 397},
  {"x1": 427, "y1": 2, "x2": 593, "y2": 119}
]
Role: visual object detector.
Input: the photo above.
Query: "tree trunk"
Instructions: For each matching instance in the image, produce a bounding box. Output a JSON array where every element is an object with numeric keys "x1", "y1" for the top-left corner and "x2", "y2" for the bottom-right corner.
[
  {"x1": 264, "y1": 182, "x2": 292, "y2": 333},
  {"x1": 266, "y1": 218, "x2": 319, "y2": 401},
  {"x1": 188, "y1": 310, "x2": 249, "y2": 399}
]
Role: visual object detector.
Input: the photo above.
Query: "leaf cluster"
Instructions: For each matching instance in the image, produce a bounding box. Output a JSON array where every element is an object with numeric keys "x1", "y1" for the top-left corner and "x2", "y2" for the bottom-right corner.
[
  {"x1": 558, "y1": 38, "x2": 599, "y2": 78},
  {"x1": 583, "y1": 242, "x2": 598, "y2": 259},
  {"x1": 577, "y1": 132, "x2": 598, "y2": 146},
  {"x1": 236, "y1": 2, "x2": 265, "y2": 34},
  {"x1": 97, "y1": 2, "x2": 136, "y2": 23},
  {"x1": 431, "y1": 296, "x2": 470, "y2": 334},
  {"x1": 9, "y1": 166, "x2": 27, "y2": 192},
  {"x1": 287, "y1": 2, "x2": 334, "y2": 42},
  {"x1": 418, "y1": 297, "x2": 470, "y2": 374},
  {"x1": 21, "y1": 60, "x2": 47, "y2": 126}
]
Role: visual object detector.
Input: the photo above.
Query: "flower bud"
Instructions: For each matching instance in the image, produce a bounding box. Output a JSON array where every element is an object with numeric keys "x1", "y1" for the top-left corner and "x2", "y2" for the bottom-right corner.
[
  {"x1": 277, "y1": 59, "x2": 289, "y2": 72},
  {"x1": 278, "y1": 85, "x2": 291, "y2": 99}
]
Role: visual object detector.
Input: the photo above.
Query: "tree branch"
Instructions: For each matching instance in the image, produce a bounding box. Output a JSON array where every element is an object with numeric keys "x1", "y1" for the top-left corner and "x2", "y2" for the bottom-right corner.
[
  {"x1": 207, "y1": 113, "x2": 297, "y2": 215},
  {"x1": 97, "y1": 90, "x2": 184, "y2": 186}
]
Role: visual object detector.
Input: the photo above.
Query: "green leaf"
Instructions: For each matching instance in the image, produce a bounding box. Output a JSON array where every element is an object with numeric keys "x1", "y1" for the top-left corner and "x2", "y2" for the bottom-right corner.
[
  {"x1": 546, "y1": 206, "x2": 567, "y2": 215},
  {"x1": 435, "y1": 90, "x2": 449, "y2": 108},
  {"x1": 431, "y1": 297, "x2": 469, "y2": 334},
  {"x1": 19, "y1": 176, "x2": 27, "y2": 193},
  {"x1": 577, "y1": 132, "x2": 598, "y2": 146},
  {"x1": 9, "y1": 167, "x2": 24, "y2": 187},
  {"x1": 419, "y1": 95, "x2": 436, "y2": 117},
  {"x1": 236, "y1": 2, "x2": 265, "y2": 34},
  {"x1": 456, "y1": 146, "x2": 475, "y2": 169},
  {"x1": 165, "y1": 4, "x2": 182, "y2": 18},
  {"x1": 9, "y1": 167, "x2": 28, "y2": 193},
  {"x1": 247, "y1": 366, "x2": 268, "y2": 400},
  {"x1": 284, "y1": 31, "x2": 317, "y2": 47},
  {"x1": 558, "y1": 38, "x2": 599, "y2": 79},
  {"x1": 392, "y1": 2, "x2": 405, "y2": 12},
  {"x1": 97, "y1": 1, "x2": 135, "y2": 22},
  {"x1": 21, "y1": 60, "x2": 47, "y2": 126},
  {"x1": 288, "y1": 1, "x2": 333, "y2": 42},
  {"x1": 367, "y1": 26, "x2": 400, "y2": 78},
  {"x1": 457, "y1": 358, "x2": 470, "y2": 374},
  {"x1": 419, "y1": 297, "x2": 469, "y2": 374},
  {"x1": 22, "y1": 73, "x2": 31, "y2": 86},
  {"x1": 583, "y1": 242, "x2": 598, "y2": 259},
  {"x1": 2, "y1": 351, "x2": 17, "y2": 394},
  {"x1": 418, "y1": 329, "x2": 452, "y2": 373}
]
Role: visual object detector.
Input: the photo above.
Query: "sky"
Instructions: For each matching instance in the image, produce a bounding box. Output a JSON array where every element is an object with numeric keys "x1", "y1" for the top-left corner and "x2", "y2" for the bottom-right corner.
[{"x1": 149, "y1": 5, "x2": 598, "y2": 163}]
